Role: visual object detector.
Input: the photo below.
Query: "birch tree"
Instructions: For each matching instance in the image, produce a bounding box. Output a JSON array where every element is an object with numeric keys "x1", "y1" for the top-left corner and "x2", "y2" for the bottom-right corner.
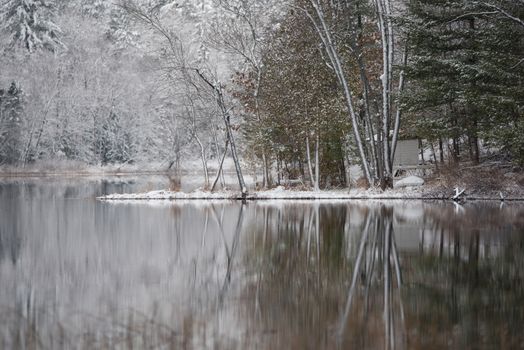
[
  {"x1": 298, "y1": 0, "x2": 405, "y2": 188},
  {"x1": 249, "y1": 6, "x2": 349, "y2": 189}
]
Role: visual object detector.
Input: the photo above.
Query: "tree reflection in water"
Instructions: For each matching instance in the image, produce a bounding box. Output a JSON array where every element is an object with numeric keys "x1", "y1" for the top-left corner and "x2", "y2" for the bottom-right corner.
[
  {"x1": 337, "y1": 205, "x2": 406, "y2": 350},
  {"x1": 243, "y1": 203, "x2": 410, "y2": 349},
  {"x1": 243, "y1": 201, "x2": 524, "y2": 350},
  {"x1": 1, "y1": 180, "x2": 524, "y2": 349}
]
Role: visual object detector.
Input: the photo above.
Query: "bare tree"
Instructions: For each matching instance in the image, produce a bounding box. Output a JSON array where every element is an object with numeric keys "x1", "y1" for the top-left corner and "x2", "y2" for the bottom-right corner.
[
  {"x1": 123, "y1": 1, "x2": 248, "y2": 195},
  {"x1": 209, "y1": 0, "x2": 281, "y2": 189}
]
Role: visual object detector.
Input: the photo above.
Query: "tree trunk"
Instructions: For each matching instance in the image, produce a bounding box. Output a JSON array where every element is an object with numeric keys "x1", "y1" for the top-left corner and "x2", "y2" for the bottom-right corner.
[
  {"x1": 224, "y1": 114, "x2": 247, "y2": 196},
  {"x1": 284, "y1": 160, "x2": 290, "y2": 184},
  {"x1": 195, "y1": 70, "x2": 247, "y2": 196},
  {"x1": 212, "y1": 123, "x2": 226, "y2": 188},
  {"x1": 315, "y1": 134, "x2": 320, "y2": 191},
  {"x1": 376, "y1": 0, "x2": 394, "y2": 184},
  {"x1": 354, "y1": 40, "x2": 379, "y2": 180},
  {"x1": 343, "y1": 139, "x2": 352, "y2": 189},
  {"x1": 253, "y1": 68, "x2": 271, "y2": 189},
  {"x1": 439, "y1": 137, "x2": 444, "y2": 163},
  {"x1": 430, "y1": 141, "x2": 439, "y2": 171},
  {"x1": 307, "y1": 1, "x2": 373, "y2": 185},
  {"x1": 306, "y1": 0, "x2": 403, "y2": 188},
  {"x1": 276, "y1": 155, "x2": 281, "y2": 186},
  {"x1": 306, "y1": 136, "x2": 316, "y2": 190},
  {"x1": 452, "y1": 137, "x2": 460, "y2": 163},
  {"x1": 211, "y1": 138, "x2": 229, "y2": 192},
  {"x1": 471, "y1": 118, "x2": 480, "y2": 164},
  {"x1": 419, "y1": 139, "x2": 425, "y2": 165},
  {"x1": 261, "y1": 151, "x2": 271, "y2": 188},
  {"x1": 390, "y1": 45, "x2": 408, "y2": 166},
  {"x1": 194, "y1": 134, "x2": 209, "y2": 189}
]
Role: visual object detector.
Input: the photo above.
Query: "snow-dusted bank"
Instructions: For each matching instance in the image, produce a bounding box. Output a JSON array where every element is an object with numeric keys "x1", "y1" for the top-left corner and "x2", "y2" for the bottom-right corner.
[
  {"x1": 97, "y1": 185, "x2": 439, "y2": 201},
  {"x1": 98, "y1": 188, "x2": 408, "y2": 201},
  {"x1": 97, "y1": 184, "x2": 524, "y2": 202}
]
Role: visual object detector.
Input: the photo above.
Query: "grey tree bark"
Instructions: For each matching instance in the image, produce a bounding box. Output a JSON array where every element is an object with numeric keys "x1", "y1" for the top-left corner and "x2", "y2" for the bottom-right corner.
[
  {"x1": 302, "y1": 0, "x2": 406, "y2": 188},
  {"x1": 196, "y1": 70, "x2": 247, "y2": 196},
  {"x1": 306, "y1": 133, "x2": 320, "y2": 191},
  {"x1": 305, "y1": 0, "x2": 373, "y2": 185}
]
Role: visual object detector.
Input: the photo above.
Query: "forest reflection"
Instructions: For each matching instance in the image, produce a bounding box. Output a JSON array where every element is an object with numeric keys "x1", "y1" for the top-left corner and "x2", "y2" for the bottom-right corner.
[
  {"x1": 241, "y1": 202, "x2": 524, "y2": 350},
  {"x1": 1, "y1": 179, "x2": 524, "y2": 349}
]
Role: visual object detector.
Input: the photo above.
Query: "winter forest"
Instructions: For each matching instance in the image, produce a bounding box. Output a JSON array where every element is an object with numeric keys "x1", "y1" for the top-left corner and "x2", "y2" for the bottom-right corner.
[
  {"x1": 0, "y1": 0, "x2": 523, "y2": 190},
  {"x1": 2, "y1": 1, "x2": 524, "y2": 348}
]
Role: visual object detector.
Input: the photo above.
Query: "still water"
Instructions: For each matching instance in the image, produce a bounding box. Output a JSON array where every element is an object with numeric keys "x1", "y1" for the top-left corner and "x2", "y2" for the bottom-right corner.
[{"x1": 0, "y1": 177, "x2": 523, "y2": 349}]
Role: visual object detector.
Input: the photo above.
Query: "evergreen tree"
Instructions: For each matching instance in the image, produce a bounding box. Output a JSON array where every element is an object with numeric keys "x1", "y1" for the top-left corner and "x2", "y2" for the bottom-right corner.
[
  {"x1": 239, "y1": 7, "x2": 350, "y2": 187},
  {"x1": 403, "y1": 0, "x2": 524, "y2": 164},
  {"x1": 0, "y1": 82, "x2": 24, "y2": 165},
  {"x1": 93, "y1": 110, "x2": 133, "y2": 165},
  {"x1": 0, "y1": 0, "x2": 63, "y2": 53}
]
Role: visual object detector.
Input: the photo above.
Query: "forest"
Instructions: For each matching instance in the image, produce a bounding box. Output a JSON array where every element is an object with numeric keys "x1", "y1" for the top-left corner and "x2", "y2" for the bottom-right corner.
[{"x1": 0, "y1": 0, "x2": 522, "y2": 190}]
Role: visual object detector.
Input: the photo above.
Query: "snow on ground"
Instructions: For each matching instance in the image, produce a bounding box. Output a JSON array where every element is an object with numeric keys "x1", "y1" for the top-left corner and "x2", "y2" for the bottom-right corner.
[{"x1": 98, "y1": 185, "x2": 428, "y2": 201}]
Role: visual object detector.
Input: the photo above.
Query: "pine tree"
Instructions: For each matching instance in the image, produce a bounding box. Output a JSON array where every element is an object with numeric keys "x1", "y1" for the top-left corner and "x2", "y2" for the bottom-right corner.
[
  {"x1": 0, "y1": 82, "x2": 24, "y2": 165},
  {"x1": 92, "y1": 109, "x2": 134, "y2": 165},
  {"x1": 403, "y1": 0, "x2": 524, "y2": 164},
  {"x1": 0, "y1": 0, "x2": 63, "y2": 53}
]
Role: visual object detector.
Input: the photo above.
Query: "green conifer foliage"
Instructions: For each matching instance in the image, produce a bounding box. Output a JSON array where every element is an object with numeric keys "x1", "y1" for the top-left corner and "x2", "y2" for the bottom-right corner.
[{"x1": 403, "y1": 0, "x2": 524, "y2": 164}]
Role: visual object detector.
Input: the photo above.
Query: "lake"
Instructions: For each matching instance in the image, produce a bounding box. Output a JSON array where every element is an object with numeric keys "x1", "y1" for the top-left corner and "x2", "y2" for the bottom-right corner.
[{"x1": 1, "y1": 177, "x2": 523, "y2": 349}]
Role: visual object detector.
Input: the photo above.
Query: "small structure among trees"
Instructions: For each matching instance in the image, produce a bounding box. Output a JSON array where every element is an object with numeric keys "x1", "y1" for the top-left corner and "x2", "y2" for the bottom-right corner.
[{"x1": 392, "y1": 139, "x2": 433, "y2": 178}]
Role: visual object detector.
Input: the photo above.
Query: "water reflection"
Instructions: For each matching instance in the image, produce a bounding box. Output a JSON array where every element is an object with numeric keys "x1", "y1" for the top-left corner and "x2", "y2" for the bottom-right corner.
[
  {"x1": 337, "y1": 205, "x2": 405, "y2": 350},
  {"x1": 241, "y1": 202, "x2": 524, "y2": 349},
  {"x1": 0, "y1": 179, "x2": 523, "y2": 349}
]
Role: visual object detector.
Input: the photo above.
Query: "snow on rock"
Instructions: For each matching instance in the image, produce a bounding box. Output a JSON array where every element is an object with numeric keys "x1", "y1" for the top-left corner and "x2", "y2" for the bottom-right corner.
[{"x1": 394, "y1": 176, "x2": 425, "y2": 189}]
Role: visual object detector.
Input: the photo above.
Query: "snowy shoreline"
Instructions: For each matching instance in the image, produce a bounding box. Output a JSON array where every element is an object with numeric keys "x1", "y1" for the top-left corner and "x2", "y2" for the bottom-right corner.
[{"x1": 97, "y1": 187, "x2": 524, "y2": 202}]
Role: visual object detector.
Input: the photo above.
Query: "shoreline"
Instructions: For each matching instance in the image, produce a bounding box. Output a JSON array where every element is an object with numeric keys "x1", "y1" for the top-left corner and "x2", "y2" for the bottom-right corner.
[
  {"x1": 0, "y1": 169, "x2": 242, "y2": 178},
  {"x1": 98, "y1": 197, "x2": 524, "y2": 202},
  {"x1": 2, "y1": 167, "x2": 522, "y2": 202},
  {"x1": 0, "y1": 170, "x2": 174, "y2": 178},
  {"x1": 96, "y1": 188, "x2": 524, "y2": 202}
]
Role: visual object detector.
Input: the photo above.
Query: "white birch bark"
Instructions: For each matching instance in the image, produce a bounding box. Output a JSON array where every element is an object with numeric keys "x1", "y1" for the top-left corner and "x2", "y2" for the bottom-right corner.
[
  {"x1": 306, "y1": 0, "x2": 373, "y2": 185},
  {"x1": 315, "y1": 133, "x2": 320, "y2": 191},
  {"x1": 385, "y1": 0, "x2": 395, "y2": 174},
  {"x1": 390, "y1": 45, "x2": 408, "y2": 164},
  {"x1": 375, "y1": 0, "x2": 392, "y2": 178},
  {"x1": 306, "y1": 135, "x2": 316, "y2": 190}
]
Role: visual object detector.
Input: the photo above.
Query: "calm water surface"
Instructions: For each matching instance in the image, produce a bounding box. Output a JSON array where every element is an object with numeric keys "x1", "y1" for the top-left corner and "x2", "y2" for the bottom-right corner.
[{"x1": 1, "y1": 177, "x2": 523, "y2": 349}]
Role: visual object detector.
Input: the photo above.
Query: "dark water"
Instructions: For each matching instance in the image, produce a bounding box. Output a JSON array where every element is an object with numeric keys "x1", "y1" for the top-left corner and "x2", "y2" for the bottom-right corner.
[{"x1": 0, "y1": 178, "x2": 523, "y2": 349}]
